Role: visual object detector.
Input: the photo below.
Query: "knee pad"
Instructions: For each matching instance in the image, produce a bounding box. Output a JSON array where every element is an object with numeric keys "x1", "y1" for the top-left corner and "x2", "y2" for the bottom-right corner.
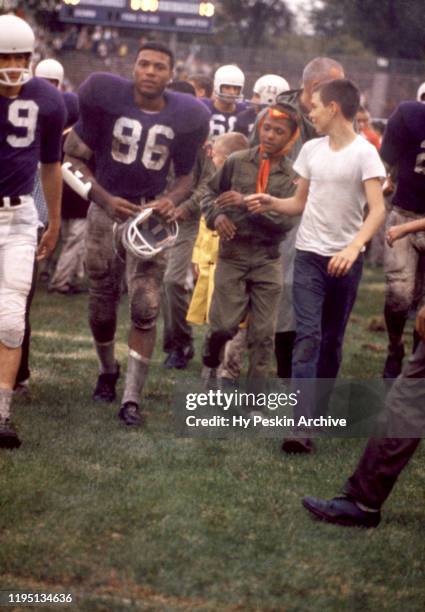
[
  {"x1": 130, "y1": 285, "x2": 161, "y2": 331},
  {"x1": 0, "y1": 311, "x2": 25, "y2": 348},
  {"x1": 385, "y1": 281, "x2": 414, "y2": 312},
  {"x1": 88, "y1": 292, "x2": 119, "y2": 342}
]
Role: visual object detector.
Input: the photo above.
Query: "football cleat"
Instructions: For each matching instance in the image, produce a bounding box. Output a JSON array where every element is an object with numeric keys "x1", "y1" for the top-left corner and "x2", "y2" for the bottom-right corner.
[
  {"x1": 0, "y1": 419, "x2": 21, "y2": 449},
  {"x1": 118, "y1": 402, "x2": 144, "y2": 427},
  {"x1": 214, "y1": 64, "x2": 245, "y2": 102},
  {"x1": 92, "y1": 363, "x2": 120, "y2": 403},
  {"x1": 0, "y1": 15, "x2": 34, "y2": 87},
  {"x1": 114, "y1": 207, "x2": 178, "y2": 261}
]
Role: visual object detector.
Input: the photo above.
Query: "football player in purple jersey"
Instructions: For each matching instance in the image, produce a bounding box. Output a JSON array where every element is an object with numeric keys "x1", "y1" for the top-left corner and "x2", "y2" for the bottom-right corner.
[
  {"x1": 201, "y1": 65, "x2": 247, "y2": 139},
  {"x1": 63, "y1": 41, "x2": 210, "y2": 427},
  {"x1": 0, "y1": 15, "x2": 66, "y2": 448}
]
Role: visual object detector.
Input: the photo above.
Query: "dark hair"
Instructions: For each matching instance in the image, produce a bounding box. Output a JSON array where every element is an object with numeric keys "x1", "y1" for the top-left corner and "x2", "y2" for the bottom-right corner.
[
  {"x1": 188, "y1": 73, "x2": 213, "y2": 98},
  {"x1": 136, "y1": 41, "x2": 174, "y2": 69},
  {"x1": 316, "y1": 79, "x2": 360, "y2": 120},
  {"x1": 167, "y1": 80, "x2": 196, "y2": 96},
  {"x1": 269, "y1": 103, "x2": 299, "y2": 135}
]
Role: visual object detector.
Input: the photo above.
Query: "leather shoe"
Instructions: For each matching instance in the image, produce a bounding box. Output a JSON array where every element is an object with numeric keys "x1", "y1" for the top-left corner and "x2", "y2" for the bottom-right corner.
[
  {"x1": 118, "y1": 402, "x2": 144, "y2": 427},
  {"x1": 302, "y1": 495, "x2": 381, "y2": 528},
  {"x1": 282, "y1": 437, "x2": 315, "y2": 454}
]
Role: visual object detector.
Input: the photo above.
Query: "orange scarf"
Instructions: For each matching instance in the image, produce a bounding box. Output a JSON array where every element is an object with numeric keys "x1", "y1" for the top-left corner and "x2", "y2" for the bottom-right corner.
[{"x1": 256, "y1": 108, "x2": 300, "y2": 194}]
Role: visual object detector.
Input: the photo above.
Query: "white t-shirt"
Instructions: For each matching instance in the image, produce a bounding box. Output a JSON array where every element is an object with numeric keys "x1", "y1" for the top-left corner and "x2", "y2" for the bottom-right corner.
[{"x1": 293, "y1": 135, "x2": 386, "y2": 256}]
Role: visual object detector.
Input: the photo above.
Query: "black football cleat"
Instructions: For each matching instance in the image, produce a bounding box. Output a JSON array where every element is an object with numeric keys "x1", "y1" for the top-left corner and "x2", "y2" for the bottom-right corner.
[
  {"x1": 118, "y1": 402, "x2": 144, "y2": 427},
  {"x1": 282, "y1": 437, "x2": 315, "y2": 454},
  {"x1": 0, "y1": 420, "x2": 22, "y2": 449},
  {"x1": 302, "y1": 495, "x2": 381, "y2": 528},
  {"x1": 92, "y1": 363, "x2": 120, "y2": 403}
]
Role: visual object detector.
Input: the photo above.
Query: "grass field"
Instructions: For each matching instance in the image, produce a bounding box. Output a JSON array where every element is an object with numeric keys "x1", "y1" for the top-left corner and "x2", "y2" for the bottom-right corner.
[{"x1": 1, "y1": 267, "x2": 424, "y2": 611}]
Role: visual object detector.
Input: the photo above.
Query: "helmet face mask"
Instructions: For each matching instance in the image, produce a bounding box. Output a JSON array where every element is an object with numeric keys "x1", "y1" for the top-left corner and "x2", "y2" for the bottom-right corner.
[
  {"x1": 114, "y1": 208, "x2": 178, "y2": 260},
  {"x1": 214, "y1": 65, "x2": 245, "y2": 103},
  {"x1": 0, "y1": 15, "x2": 35, "y2": 88},
  {"x1": 253, "y1": 74, "x2": 290, "y2": 107}
]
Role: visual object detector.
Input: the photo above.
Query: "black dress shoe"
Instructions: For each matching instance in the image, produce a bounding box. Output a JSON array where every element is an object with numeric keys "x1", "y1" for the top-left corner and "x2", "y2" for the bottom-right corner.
[
  {"x1": 118, "y1": 402, "x2": 144, "y2": 427},
  {"x1": 92, "y1": 363, "x2": 120, "y2": 402},
  {"x1": 302, "y1": 495, "x2": 381, "y2": 528},
  {"x1": 0, "y1": 420, "x2": 21, "y2": 449},
  {"x1": 282, "y1": 437, "x2": 315, "y2": 454}
]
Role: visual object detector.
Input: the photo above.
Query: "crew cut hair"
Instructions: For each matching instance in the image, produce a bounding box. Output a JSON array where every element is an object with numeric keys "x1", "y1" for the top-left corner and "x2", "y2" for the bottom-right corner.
[
  {"x1": 136, "y1": 41, "x2": 174, "y2": 69},
  {"x1": 317, "y1": 78, "x2": 361, "y2": 121}
]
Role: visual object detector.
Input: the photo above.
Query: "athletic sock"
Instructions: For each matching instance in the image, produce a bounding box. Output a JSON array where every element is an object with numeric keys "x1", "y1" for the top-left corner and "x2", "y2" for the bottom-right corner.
[
  {"x1": 122, "y1": 349, "x2": 150, "y2": 405},
  {"x1": 0, "y1": 388, "x2": 13, "y2": 422},
  {"x1": 356, "y1": 501, "x2": 380, "y2": 513},
  {"x1": 94, "y1": 340, "x2": 117, "y2": 374}
]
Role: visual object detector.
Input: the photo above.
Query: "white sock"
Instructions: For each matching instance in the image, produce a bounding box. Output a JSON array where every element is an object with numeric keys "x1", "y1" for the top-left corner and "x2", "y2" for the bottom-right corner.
[
  {"x1": 0, "y1": 389, "x2": 13, "y2": 421},
  {"x1": 94, "y1": 340, "x2": 117, "y2": 374},
  {"x1": 356, "y1": 501, "x2": 380, "y2": 513},
  {"x1": 122, "y1": 349, "x2": 150, "y2": 406}
]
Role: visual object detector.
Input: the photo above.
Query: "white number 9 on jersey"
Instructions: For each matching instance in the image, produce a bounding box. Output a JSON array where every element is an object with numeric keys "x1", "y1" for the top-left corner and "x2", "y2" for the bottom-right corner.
[
  {"x1": 7, "y1": 100, "x2": 39, "y2": 148},
  {"x1": 111, "y1": 118, "x2": 174, "y2": 170}
]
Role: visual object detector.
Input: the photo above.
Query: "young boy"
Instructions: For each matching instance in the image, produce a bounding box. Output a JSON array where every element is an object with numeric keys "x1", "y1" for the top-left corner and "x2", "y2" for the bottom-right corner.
[
  {"x1": 187, "y1": 132, "x2": 249, "y2": 326},
  {"x1": 247, "y1": 79, "x2": 386, "y2": 452},
  {"x1": 201, "y1": 103, "x2": 300, "y2": 382}
]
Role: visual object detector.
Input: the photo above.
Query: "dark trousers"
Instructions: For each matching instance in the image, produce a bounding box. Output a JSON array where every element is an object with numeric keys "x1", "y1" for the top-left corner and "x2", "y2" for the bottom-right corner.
[
  {"x1": 292, "y1": 250, "x2": 363, "y2": 418},
  {"x1": 343, "y1": 341, "x2": 425, "y2": 509}
]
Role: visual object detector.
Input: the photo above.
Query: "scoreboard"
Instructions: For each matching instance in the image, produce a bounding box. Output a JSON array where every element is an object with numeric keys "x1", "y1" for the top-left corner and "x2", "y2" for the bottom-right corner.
[{"x1": 60, "y1": 0, "x2": 215, "y2": 34}]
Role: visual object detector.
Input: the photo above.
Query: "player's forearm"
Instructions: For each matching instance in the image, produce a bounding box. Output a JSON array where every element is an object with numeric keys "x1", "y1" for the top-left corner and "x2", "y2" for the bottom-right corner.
[
  {"x1": 40, "y1": 163, "x2": 62, "y2": 228},
  {"x1": 165, "y1": 173, "x2": 193, "y2": 206}
]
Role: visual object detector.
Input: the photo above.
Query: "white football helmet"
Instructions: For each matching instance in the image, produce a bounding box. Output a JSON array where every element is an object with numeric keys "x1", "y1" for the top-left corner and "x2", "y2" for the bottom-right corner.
[
  {"x1": 253, "y1": 74, "x2": 290, "y2": 106},
  {"x1": 114, "y1": 208, "x2": 178, "y2": 260},
  {"x1": 35, "y1": 58, "x2": 64, "y2": 88},
  {"x1": 0, "y1": 15, "x2": 35, "y2": 87},
  {"x1": 214, "y1": 65, "x2": 245, "y2": 102},
  {"x1": 417, "y1": 82, "x2": 425, "y2": 103}
]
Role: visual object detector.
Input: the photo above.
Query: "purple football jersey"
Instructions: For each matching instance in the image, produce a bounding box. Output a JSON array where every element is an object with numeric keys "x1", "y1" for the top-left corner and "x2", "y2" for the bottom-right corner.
[
  {"x1": 0, "y1": 77, "x2": 66, "y2": 197},
  {"x1": 381, "y1": 101, "x2": 425, "y2": 214},
  {"x1": 63, "y1": 91, "x2": 79, "y2": 129},
  {"x1": 234, "y1": 105, "x2": 257, "y2": 137},
  {"x1": 74, "y1": 73, "x2": 210, "y2": 203},
  {"x1": 201, "y1": 98, "x2": 247, "y2": 139}
]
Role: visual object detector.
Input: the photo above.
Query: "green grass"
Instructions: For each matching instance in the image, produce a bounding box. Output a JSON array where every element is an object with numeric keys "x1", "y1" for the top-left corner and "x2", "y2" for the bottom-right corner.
[{"x1": 1, "y1": 267, "x2": 424, "y2": 611}]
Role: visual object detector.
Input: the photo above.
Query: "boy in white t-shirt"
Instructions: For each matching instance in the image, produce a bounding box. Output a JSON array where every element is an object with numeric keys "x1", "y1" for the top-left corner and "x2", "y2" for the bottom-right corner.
[{"x1": 247, "y1": 79, "x2": 386, "y2": 453}]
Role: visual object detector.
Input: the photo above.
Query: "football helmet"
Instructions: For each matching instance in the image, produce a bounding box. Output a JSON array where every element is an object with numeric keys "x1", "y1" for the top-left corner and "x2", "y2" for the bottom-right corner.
[
  {"x1": 114, "y1": 208, "x2": 178, "y2": 260},
  {"x1": 214, "y1": 65, "x2": 245, "y2": 102},
  {"x1": 253, "y1": 74, "x2": 290, "y2": 106},
  {"x1": 35, "y1": 58, "x2": 64, "y2": 88},
  {"x1": 0, "y1": 15, "x2": 35, "y2": 87},
  {"x1": 417, "y1": 82, "x2": 425, "y2": 103}
]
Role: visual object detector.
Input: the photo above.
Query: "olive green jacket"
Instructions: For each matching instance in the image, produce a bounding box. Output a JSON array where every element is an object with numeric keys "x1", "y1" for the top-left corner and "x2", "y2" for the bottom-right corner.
[{"x1": 201, "y1": 146, "x2": 297, "y2": 246}]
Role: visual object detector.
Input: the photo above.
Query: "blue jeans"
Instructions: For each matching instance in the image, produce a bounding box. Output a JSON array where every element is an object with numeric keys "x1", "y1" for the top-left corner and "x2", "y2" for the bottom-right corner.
[{"x1": 292, "y1": 249, "x2": 363, "y2": 419}]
